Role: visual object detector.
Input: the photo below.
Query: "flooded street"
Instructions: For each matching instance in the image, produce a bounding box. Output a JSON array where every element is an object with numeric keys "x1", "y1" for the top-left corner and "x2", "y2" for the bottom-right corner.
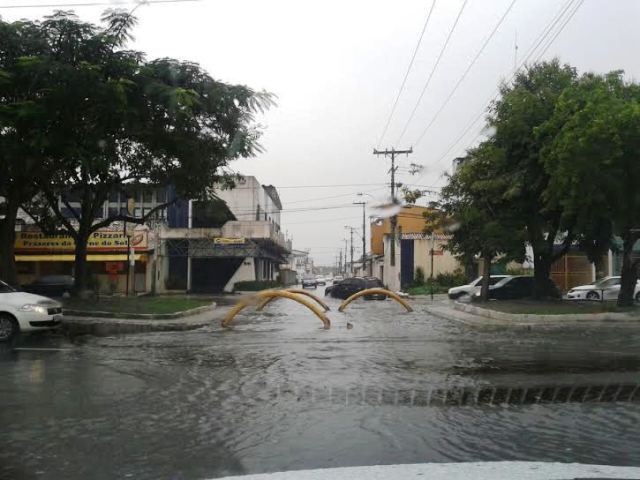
[{"x1": 2, "y1": 289, "x2": 640, "y2": 480}]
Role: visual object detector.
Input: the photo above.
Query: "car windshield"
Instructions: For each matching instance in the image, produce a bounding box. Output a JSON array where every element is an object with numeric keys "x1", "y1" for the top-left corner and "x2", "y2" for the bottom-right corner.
[
  {"x1": 594, "y1": 277, "x2": 620, "y2": 288},
  {"x1": 3, "y1": 2, "x2": 640, "y2": 479}
]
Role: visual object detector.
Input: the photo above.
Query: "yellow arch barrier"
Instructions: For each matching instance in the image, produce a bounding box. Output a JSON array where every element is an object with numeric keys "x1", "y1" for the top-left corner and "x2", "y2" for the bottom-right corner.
[
  {"x1": 338, "y1": 288, "x2": 413, "y2": 313},
  {"x1": 257, "y1": 288, "x2": 331, "y2": 312},
  {"x1": 222, "y1": 290, "x2": 331, "y2": 329}
]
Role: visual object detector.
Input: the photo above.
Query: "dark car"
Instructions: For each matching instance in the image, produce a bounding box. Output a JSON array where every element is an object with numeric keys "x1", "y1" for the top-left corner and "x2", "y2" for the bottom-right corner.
[
  {"x1": 23, "y1": 275, "x2": 74, "y2": 297},
  {"x1": 478, "y1": 275, "x2": 561, "y2": 300},
  {"x1": 326, "y1": 277, "x2": 385, "y2": 300}
]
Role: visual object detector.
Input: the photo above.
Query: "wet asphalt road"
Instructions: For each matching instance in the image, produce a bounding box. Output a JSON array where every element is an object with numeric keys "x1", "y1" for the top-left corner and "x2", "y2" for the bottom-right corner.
[{"x1": 2, "y1": 286, "x2": 640, "y2": 480}]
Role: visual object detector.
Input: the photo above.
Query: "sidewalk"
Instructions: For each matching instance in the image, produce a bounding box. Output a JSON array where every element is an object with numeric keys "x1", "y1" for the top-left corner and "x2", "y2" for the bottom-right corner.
[
  {"x1": 62, "y1": 305, "x2": 231, "y2": 336},
  {"x1": 425, "y1": 301, "x2": 640, "y2": 330}
]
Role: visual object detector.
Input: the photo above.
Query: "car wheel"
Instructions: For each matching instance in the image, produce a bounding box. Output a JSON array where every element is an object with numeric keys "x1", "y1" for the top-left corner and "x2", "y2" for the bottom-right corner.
[
  {"x1": 586, "y1": 291, "x2": 600, "y2": 301},
  {"x1": 0, "y1": 314, "x2": 19, "y2": 342}
]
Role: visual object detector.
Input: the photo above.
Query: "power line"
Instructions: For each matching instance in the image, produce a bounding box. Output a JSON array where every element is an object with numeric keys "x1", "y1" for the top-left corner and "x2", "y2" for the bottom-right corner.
[
  {"x1": 284, "y1": 187, "x2": 387, "y2": 205},
  {"x1": 426, "y1": 0, "x2": 580, "y2": 175},
  {"x1": 395, "y1": 0, "x2": 469, "y2": 145},
  {"x1": 412, "y1": 0, "x2": 518, "y2": 148},
  {"x1": 277, "y1": 183, "x2": 388, "y2": 189},
  {"x1": 533, "y1": 0, "x2": 583, "y2": 62},
  {"x1": 375, "y1": 0, "x2": 437, "y2": 148},
  {"x1": 0, "y1": 0, "x2": 198, "y2": 8}
]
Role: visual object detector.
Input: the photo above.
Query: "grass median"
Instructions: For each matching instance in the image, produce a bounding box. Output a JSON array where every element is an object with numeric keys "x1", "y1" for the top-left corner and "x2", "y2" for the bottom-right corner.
[
  {"x1": 475, "y1": 300, "x2": 640, "y2": 316},
  {"x1": 63, "y1": 296, "x2": 212, "y2": 315}
]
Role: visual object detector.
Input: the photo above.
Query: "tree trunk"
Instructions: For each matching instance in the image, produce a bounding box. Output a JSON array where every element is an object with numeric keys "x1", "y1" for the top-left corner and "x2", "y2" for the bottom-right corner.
[
  {"x1": 533, "y1": 253, "x2": 552, "y2": 299},
  {"x1": 617, "y1": 234, "x2": 638, "y2": 307},
  {"x1": 0, "y1": 200, "x2": 19, "y2": 286},
  {"x1": 480, "y1": 253, "x2": 492, "y2": 302},
  {"x1": 464, "y1": 258, "x2": 476, "y2": 283},
  {"x1": 73, "y1": 232, "x2": 90, "y2": 296},
  {"x1": 594, "y1": 254, "x2": 607, "y2": 280}
]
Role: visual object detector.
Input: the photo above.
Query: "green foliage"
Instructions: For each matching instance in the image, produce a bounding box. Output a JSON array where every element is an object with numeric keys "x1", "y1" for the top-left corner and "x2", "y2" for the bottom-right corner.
[
  {"x1": 414, "y1": 266, "x2": 425, "y2": 285},
  {"x1": 0, "y1": 12, "x2": 274, "y2": 293},
  {"x1": 487, "y1": 59, "x2": 579, "y2": 298},
  {"x1": 505, "y1": 266, "x2": 532, "y2": 276},
  {"x1": 541, "y1": 71, "x2": 640, "y2": 305},
  {"x1": 435, "y1": 270, "x2": 468, "y2": 288},
  {"x1": 233, "y1": 280, "x2": 282, "y2": 291}
]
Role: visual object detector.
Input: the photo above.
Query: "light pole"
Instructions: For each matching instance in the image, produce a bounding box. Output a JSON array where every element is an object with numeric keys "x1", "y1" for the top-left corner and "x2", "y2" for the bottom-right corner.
[
  {"x1": 344, "y1": 226, "x2": 355, "y2": 276},
  {"x1": 353, "y1": 201, "x2": 366, "y2": 276},
  {"x1": 357, "y1": 192, "x2": 377, "y2": 276}
]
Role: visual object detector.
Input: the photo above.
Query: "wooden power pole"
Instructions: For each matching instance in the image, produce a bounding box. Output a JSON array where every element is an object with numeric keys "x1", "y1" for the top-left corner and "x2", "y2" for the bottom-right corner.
[{"x1": 373, "y1": 148, "x2": 412, "y2": 266}]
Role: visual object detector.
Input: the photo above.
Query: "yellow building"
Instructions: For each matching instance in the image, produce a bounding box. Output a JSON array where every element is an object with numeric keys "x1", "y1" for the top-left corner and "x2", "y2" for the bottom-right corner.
[{"x1": 370, "y1": 206, "x2": 430, "y2": 255}]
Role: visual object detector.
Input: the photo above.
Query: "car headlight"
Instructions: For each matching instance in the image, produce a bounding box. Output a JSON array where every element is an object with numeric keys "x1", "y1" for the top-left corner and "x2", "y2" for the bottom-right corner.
[
  {"x1": 568, "y1": 289, "x2": 575, "y2": 294},
  {"x1": 20, "y1": 304, "x2": 48, "y2": 314}
]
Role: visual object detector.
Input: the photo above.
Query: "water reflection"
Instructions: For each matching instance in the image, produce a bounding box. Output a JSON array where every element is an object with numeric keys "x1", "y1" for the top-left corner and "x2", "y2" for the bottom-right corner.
[{"x1": 3, "y1": 294, "x2": 640, "y2": 479}]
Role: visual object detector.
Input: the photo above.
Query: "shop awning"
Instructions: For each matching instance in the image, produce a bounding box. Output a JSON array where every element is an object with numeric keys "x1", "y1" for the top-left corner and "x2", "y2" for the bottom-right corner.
[{"x1": 15, "y1": 254, "x2": 146, "y2": 262}]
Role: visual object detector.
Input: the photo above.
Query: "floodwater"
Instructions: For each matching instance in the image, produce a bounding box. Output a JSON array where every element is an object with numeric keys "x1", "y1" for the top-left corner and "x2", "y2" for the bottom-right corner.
[{"x1": 2, "y1": 287, "x2": 640, "y2": 479}]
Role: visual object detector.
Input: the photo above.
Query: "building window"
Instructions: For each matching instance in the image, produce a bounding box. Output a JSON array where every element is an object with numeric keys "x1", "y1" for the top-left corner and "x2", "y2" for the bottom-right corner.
[
  {"x1": 143, "y1": 189, "x2": 153, "y2": 204},
  {"x1": 156, "y1": 188, "x2": 166, "y2": 203}
]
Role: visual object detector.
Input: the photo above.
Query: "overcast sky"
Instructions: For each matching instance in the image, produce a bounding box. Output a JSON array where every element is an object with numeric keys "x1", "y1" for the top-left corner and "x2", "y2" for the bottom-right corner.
[{"x1": 2, "y1": 0, "x2": 639, "y2": 265}]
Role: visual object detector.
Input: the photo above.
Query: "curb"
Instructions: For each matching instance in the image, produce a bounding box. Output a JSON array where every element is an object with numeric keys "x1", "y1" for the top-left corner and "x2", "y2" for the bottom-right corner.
[
  {"x1": 453, "y1": 301, "x2": 640, "y2": 324},
  {"x1": 63, "y1": 302, "x2": 216, "y2": 320},
  {"x1": 60, "y1": 303, "x2": 227, "y2": 336}
]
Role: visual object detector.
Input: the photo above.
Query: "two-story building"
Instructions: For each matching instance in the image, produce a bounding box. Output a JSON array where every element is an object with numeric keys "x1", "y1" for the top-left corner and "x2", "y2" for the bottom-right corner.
[
  {"x1": 11, "y1": 176, "x2": 290, "y2": 294},
  {"x1": 157, "y1": 176, "x2": 290, "y2": 293}
]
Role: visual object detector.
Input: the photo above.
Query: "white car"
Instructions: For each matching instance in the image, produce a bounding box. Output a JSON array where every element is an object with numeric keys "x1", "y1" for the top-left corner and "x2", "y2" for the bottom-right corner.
[
  {"x1": 566, "y1": 276, "x2": 640, "y2": 301},
  {"x1": 448, "y1": 275, "x2": 511, "y2": 299},
  {"x1": 0, "y1": 280, "x2": 63, "y2": 342}
]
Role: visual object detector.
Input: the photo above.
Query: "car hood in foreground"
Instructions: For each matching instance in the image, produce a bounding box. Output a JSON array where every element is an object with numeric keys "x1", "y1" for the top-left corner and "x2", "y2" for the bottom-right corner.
[
  {"x1": 0, "y1": 291, "x2": 61, "y2": 308},
  {"x1": 214, "y1": 462, "x2": 640, "y2": 480}
]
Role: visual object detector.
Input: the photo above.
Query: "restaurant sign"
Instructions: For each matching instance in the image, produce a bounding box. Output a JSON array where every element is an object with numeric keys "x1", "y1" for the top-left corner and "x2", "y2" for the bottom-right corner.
[
  {"x1": 15, "y1": 230, "x2": 148, "y2": 252},
  {"x1": 213, "y1": 237, "x2": 245, "y2": 245}
]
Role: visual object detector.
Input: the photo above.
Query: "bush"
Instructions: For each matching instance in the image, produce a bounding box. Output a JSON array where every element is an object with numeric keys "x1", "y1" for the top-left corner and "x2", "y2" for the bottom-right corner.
[
  {"x1": 233, "y1": 280, "x2": 282, "y2": 291},
  {"x1": 435, "y1": 269, "x2": 468, "y2": 288},
  {"x1": 414, "y1": 267, "x2": 425, "y2": 286}
]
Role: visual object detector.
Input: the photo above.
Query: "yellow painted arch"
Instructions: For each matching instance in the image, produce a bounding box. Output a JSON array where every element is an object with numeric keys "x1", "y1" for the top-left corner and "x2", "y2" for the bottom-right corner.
[
  {"x1": 257, "y1": 288, "x2": 330, "y2": 312},
  {"x1": 338, "y1": 288, "x2": 413, "y2": 313},
  {"x1": 221, "y1": 290, "x2": 331, "y2": 329}
]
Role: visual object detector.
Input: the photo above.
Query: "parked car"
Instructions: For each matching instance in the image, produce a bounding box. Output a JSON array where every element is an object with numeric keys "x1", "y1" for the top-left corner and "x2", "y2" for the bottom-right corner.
[
  {"x1": 333, "y1": 275, "x2": 344, "y2": 282},
  {"x1": 326, "y1": 277, "x2": 385, "y2": 300},
  {"x1": 315, "y1": 275, "x2": 326, "y2": 286},
  {"x1": 448, "y1": 275, "x2": 511, "y2": 299},
  {"x1": 566, "y1": 276, "x2": 640, "y2": 301},
  {"x1": 0, "y1": 279, "x2": 63, "y2": 342},
  {"x1": 302, "y1": 275, "x2": 317, "y2": 289},
  {"x1": 23, "y1": 275, "x2": 74, "y2": 298},
  {"x1": 474, "y1": 275, "x2": 561, "y2": 300}
]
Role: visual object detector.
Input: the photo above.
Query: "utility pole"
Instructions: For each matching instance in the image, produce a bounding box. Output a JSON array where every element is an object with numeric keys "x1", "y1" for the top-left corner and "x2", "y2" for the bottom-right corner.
[
  {"x1": 354, "y1": 201, "x2": 366, "y2": 276},
  {"x1": 338, "y1": 249, "x2": 342, "y2": 275},
  {"x1": 344, "y1": 238, "x2": 348, "y2": 275},
  {"x1": 373, "y1": 148, "x2": 412, "y2": 266}
]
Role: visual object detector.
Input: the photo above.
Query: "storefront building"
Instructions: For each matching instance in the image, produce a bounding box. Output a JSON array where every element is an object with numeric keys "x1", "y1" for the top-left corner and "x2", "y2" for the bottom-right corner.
[{"x1": 14, "y1": 227, "x2": 154, "y2": 294}]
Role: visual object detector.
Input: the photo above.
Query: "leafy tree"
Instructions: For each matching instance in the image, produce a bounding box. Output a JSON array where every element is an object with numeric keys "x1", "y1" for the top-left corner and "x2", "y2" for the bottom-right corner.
[
  {"x1": 438, "y1": 142, "x2": 525, "y2": 301},
  {"x1": 0, "y1": 18, "x2": 55, "y2": 285},
  {"x1": 542, "y1": 71, "x2": 640, "y2": 306},
  {"x1": 16, "y1": 11, "x2": 273, "y2": 294},
  {"x1": 489, "y1": 59, "x2": 578, "y2": 298}
]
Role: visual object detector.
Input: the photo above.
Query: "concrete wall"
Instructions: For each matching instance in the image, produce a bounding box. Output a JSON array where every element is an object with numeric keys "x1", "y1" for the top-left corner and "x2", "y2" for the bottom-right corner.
[
  {"x1": 223, "y1": 257, "x2": 255, "y2": 292},
  {"x1": 413, "y1": 238, "x2": 461, "y2": 278},
  {"x1": 215, "y1": 176, "x2": 281, "y2": 230},
  {"x1": 382, "y1": 235, "x2": 401, "y2": 291}
]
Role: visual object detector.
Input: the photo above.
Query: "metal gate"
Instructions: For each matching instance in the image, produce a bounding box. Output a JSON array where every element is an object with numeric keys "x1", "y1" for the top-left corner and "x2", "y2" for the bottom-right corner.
[{"x1": 400, "y1": 239, "x2": 414, "y2": 288}]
